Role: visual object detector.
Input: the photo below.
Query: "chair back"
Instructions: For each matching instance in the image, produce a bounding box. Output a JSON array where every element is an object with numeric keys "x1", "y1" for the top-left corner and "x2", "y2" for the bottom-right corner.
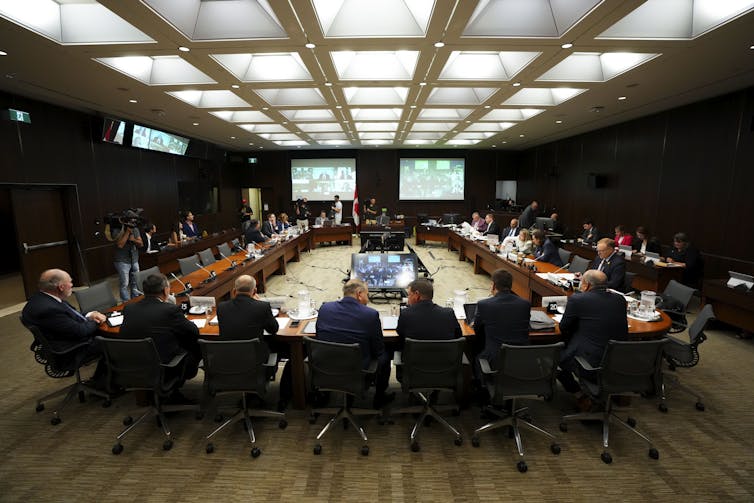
[
  {"x1": 198, "y1": 248, "x2": 216, "y2": 266},
  {"x1": 598, "y1": 339, "x2": 667, "y2": 396},
  {"x1": 73, "y1": 281, "x2": 117, "y2": 314},
  {"x1": 304, "y1": 337, "x2": 366, "y2": 397},
  {"x1": 96, "y1": 336, "x2": 165, "y2": 392},
  {"x1": 217, "y1": 243, "x2": 232, "y2": 258},
  {"x1": 492, "y1": 343, "x2": 563, "y2": 403},
  {"x1": 231, "y1": 238, "x2": 240, "y2": 248},
  {"x1": 624, "y1": 271, "x2": 637, "y2": 293},
  {"x1": 570, "y1": 255, "x2": 590, "y2": 274},
  {"x1": 662, "y1": 280, "x2": 696, "y2": 311},
  {"x1": 134, "y1": 266, "x2": 160, "y2": 293},
  {"x1": 688, "y1": 304, "x2": 715, "y2": 345},
  {"x1": 178, "y1": 254, "x2": 200, "y2": 276},
  {"x1": 199, "y1": 339, "x2": 269, "y2": 396},
  {"x1": 557, "y1": 247, "x2": 571, "y2": 266},
  {"x1": 401, "y1": 338, "x2": 465, "y2": 392},
  {"x1": 24, "y1": 323, "x2": 79, "y2": 377}
]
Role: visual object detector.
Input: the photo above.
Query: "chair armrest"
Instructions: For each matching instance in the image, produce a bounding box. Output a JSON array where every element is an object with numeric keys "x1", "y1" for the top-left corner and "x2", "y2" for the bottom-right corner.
[
  {"x1": 462, "y1": 353, "x2": 470, "y2": 365},
  {"x1": 478, "y1": 358, "x2": 497, "y2": 375},
  {"x1": 197, "y1": 359, "x2": 204, "y2": 369},
  {"x1": 163, "y1": 351, "x2": 188, "y2": 368},
  {"x1": 574, "y1": 356, "x2": 600, "y2": 372},
  {"x1": 363, "y1": 359, "x2": 378, "y2": 375},
  {"x1": 393, "y1": 351, "x2": 402, "y2": 366},
  {"x1": 263, "y1": 353, "x2": 278, "y2": 367},
  {"x1": 54, "y1": 340, "x2": 93, "y2": 356}
]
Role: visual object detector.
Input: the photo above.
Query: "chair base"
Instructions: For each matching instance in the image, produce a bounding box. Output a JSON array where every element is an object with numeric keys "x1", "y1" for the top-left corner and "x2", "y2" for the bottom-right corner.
[
  {"x1": 205, "y1": 393, "x2": 286, "y2": 456},
  {"x1": 111, "y1": 395, "x2": 197, "y2": 455},
  {"x1": 36, "y1": 368, "x2": 110, "y2": 424},
  {"x1": 659, "y1": 372, "x2": 705, "y2": 412},
  {"x1": 310, "y1": 392, "x2": 380, "y2": 455},
  {"x1": 395, "y1": 391, "x2": 462, "y2": 450}
]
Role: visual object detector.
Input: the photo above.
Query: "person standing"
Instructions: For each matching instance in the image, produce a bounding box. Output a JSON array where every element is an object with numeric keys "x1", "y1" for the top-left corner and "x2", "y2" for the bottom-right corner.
[
  {"x1": 295, "y1": 197, "x2": 311, "y2": 229},
  {"x1": 518, "y1": 200, "x2": 539, "y2": 229},
  {"x1": 113, "y1": 220, "x2": 143, "y2": 302},
  {"x1": 364, "y1": 197, "x2": 378, "y2": 224},
  {"x1": 239, "y1": 199, "x2": 253, "y2": 232},
  {"x1": 332, "y1": 195, "x2": 343, "y2": 225}
]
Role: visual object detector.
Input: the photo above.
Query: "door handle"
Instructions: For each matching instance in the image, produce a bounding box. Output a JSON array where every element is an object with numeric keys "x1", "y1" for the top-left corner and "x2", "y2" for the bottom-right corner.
[{"x1": 22, "y1": 240, "x2": 68, "y2": 254}]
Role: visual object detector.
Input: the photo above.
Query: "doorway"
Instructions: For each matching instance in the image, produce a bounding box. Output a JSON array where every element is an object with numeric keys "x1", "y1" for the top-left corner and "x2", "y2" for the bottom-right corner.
[{"x1": 242, "y1": 188, "x2": 262, "y2": 223}]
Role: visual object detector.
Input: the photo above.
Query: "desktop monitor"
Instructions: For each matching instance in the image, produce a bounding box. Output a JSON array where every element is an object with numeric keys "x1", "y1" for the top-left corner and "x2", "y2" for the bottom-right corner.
[
  {"x1": 442, "y1": 213, "x2": 461, "y2": 224},
  {"x1": 535, "y1": 217, "x2": 554, "y2": 231},
  {"x1": 350, "y1": 253, "x2": 417, "y2": 290}
]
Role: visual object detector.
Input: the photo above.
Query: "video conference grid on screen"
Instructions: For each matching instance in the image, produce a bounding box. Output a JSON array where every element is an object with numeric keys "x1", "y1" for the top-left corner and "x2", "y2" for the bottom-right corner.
[
  {"x1": 291, "y1": 158, "x2": 356, "y2": 201},
  {"x1": 132, "y1": 124, "x2": 189, "y2": 155},
  {"x1": 350, "y1": 253, "x2": 417, "y2": 290},
  {"x1": 399, "y1": 158, "x2": 465, "y2": 200}
]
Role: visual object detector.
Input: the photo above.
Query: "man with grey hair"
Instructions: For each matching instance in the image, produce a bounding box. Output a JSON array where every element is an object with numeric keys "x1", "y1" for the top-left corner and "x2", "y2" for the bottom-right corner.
[
  {"x1": 396, "y1": 278, "x2": 461, "y2": 347},
  {"x1": 316, "y1": 279, "x2": 393, "y2": 409}
]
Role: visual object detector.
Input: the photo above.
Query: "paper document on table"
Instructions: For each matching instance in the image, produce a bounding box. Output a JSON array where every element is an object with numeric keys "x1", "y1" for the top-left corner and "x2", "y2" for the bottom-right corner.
[
  {"x1": 191, "y1": 319, "x2": 207, "y2": 329},
  {"x1": 209, "y1": 316, "x2": 219, "y2": 326},
  {"x1": 536, "y1": 273, "x2": 575, "y2": 281},
  {"x1": 303, "y1": 321, "x2": 317, "y2": 334},
  {"x1": 266, "y1": 317, "x2": 289, "y2": 334},
  {"x1": 552, "y1": 314, "x2": 563, "y2": 323},
  {"x1": 453, "y1": 306, "x2": 466, "y2": 319}
]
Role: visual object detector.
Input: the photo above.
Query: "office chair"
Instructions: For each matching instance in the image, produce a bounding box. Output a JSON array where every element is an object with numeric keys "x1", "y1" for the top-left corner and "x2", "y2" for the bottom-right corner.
[
  {"x1": 661, "y1": 279, "x2": 697, "y2": 333},
  {"x1": 560, "y1": 338, "x2": 667, "y2": 464},
  {"x1": 231, "y1": 238, "x2": 241, "y2": 249},
  {"x1": 658, "y1": 304, "x2": 715, "y2": 413},
  {"x1": 73, "y1": 281, "x2": 117, "y2": 314},
  {"x1": 624, "y1": 272, "x2": 637, "y2": 293},
  {"x1": 570, "y1": 255, "x2": 590, "y2": 275},
  {"x1": 393, "y1": 338, "x2": 466, "y2": 452},
  {"x1": 178, "y1": 254, "x2": 200, "y2": 276},
  {"x1": 304, "y1": 337, "x2": 380, "y2": 456},
  {"x1": 557, "y1": 247, "x2": 571, "y2": 266},
  {"x1": 217, "y1": 242, "x2": 232, "y2": 258},
  {"x1": 199, "y1": 339, "x2": 287, "y2": 457},
  {"x1": 96, "y1": 335, "x2": 197, "y2": 454},
  {"x1": 24, "y1": 323, "x2": 110, "y2": 425},
  {"x1": 198, "y1": 248, "x2": 217, "y2": 266},
  {"x1": 472, "y1": 343, "x2": 564, "y2": 473},
  {"x1": 134, "y1": 266, "x2": 160, "y2": 293}
]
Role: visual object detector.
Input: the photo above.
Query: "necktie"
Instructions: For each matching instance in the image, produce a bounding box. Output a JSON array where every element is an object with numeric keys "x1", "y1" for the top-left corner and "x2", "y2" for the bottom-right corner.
[
  {"x1": 65, "y1": 301, "x2": 89, "y2": 321},
  {"x1": 598, "y1": 259, "x2": 606, "y2": 271}
]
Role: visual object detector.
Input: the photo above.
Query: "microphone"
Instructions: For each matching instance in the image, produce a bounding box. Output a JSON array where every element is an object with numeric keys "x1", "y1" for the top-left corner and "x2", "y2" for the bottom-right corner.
[
  {"x1": 195, "y1": 263, "x2": 218, "y2": 283},
  {"x1": 169, "y1": 272, "x2": 193, "y2": 297},
  {"x1": 546, "y1": 263, "x2": 571, "y2": 288},
  {"x1": 551, "y1": 262, "x2": 571, "y2": 274},
  {"x1": 218, "y1": 251, "x2": 236, "y2": 271}
]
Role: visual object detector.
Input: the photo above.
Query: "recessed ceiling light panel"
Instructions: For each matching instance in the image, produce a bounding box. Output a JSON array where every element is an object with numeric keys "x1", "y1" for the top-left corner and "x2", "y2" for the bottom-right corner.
[
  {"x1": 480, "y1": 108, "x2": 545, "y2": 120},
  {"x1": 280, "y1": 109, "x2": 336, "y2": 121},
  {"x1": 331, "y1": 51, "x2": 419, "y2": 80},
  {"x1": 343, "y1": 87, "x2": 409, "y2": 105},
  {"x1": 312, "y1": 0, "x2": 434, "y2": 38},
  {"x1": 426, "y1": 87, "x2": 498, "y2": 105},
  {"x1": 254, "y1": 88, "x2": 326, "y2": 106},
  {"x1": 168, "y1": 90, "x2": 251, "y2": 108},
  {"x1": 438, "y1": 51, "x2": 541, "y2": 80},
  {"x1": 503, "y1": 87, "x2": 587, "y2": 106},
  {"x1": 95, "y1": 55, "x2": 215, "y2": 85},
  {"x1": 211, "y1": 53, "x2": 313, "y2": 82},
  {"x1": 537, "y1": 52, "x2": 660, "y2": 82}
]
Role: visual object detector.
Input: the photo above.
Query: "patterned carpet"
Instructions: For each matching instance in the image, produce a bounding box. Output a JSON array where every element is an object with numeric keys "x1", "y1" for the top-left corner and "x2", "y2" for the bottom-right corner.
[{"x1": 1, "y1": 240, "x2": 753, "y2": 502}]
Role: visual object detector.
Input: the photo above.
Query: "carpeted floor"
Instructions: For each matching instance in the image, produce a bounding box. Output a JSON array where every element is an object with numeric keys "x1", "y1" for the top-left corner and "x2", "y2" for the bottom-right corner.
[{"x1": 1, "y1": 240, "x2": 753, "y2": 502}]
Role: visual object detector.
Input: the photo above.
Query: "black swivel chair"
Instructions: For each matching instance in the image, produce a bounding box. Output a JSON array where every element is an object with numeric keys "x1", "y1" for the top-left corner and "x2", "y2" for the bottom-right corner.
[
  {"x1": 472, "y1": 343, "x2": 564, "y2": 473},
  {"x1": 393, "y1": 338, "x2": 466, "y2": 452},
  {"x1": 560, "y1": 338, "x2": 668, "y2": 464},
  {"x1": 178, "y1": 254, "x2": 201, "y2": 276},
  {"x1": 73, "y1": 281, "x2": 117, "y2": 314},
  {"x1": 199, "y1": 339, "x2": 287, "y2": 457},
  {"x1": 661, "y1": 279, "x2": 697, "y2": 333},
  {"x1": 24, "y1": 323, "x2": 110, "y2": 425},
  {"x1": 623, "y1": 271, "x2": 637, "y2": 293},
  {"x1": 659, "y1": 304, "x2": 715, "y2": 412},
  {"x1": 198, "y1": 248, "x2": 217, "y2": 266},
  {"x1": 96, "y1": 335, "x2": 197, "y2": 455},
  {"x1": 134, "y1": 266, "x2": 160, "y2": 293},
  {"x1": 304, "y1": 337, "x2": 380, "y2": 456},
  {"x1": 570, "y1": 255, "x2": 590, "y2": 275}
]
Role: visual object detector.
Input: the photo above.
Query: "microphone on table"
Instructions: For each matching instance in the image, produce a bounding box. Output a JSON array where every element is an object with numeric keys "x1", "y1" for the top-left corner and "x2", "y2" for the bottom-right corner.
[
  {"x1": 195, "y1": 263, "x2": 218, "y2": 283},
  {"x1": 551, "y1": 263, "x2": 571, "y2": 274},
  {"x1": 218, "y1": 251, "x2": 237, "y2": 271},
  {"x1": 169, "y1": 272, "x2": 193, "y2": 297},
  {"x1": 546, "y1": 263, "x2": 571, "y2": 289}
]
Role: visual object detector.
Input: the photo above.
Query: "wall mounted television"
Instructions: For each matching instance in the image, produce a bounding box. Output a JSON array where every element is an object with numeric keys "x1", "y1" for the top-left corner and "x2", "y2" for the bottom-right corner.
[
  {"x1": 101, "y1": 118, "x2": 125, "y2": 145},
  {"x1": 132, "y1": 124, "x2": 189, "y2": 155}
]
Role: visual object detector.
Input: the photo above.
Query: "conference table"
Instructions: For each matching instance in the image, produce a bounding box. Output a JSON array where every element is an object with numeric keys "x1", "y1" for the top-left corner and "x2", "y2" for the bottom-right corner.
[
  {"x1": 702, "y1": 279, "x2": 754, "y2": 333},
  {"x1": 140, "y1": 229, "x2": 243, "y2": 276},
  {"x1": 308, "y1": 225, "x2": 353, "y2": 249}
]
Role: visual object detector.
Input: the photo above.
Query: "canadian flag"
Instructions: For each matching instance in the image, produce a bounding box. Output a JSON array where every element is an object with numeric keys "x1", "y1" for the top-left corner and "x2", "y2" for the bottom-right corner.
[{"x1": 352, "y1": 186, "x2": 360, "y2": 230}]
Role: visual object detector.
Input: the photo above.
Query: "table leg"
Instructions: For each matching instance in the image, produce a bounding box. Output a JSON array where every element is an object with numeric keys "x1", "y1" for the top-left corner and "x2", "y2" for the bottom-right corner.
[{"x1": 288, "y1": 339, "x2": 306, "y2": 409}]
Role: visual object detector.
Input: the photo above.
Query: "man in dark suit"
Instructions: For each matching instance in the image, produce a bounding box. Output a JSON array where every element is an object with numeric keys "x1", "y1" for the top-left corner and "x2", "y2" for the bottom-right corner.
[
  {"x1": 244, "y1": 219, "x2": 269, "y2": 245},
  {"x1": 396, "y1": 278, "x2": 461, "y2": 347},
  {"x1": 316, "y1": 279, "x2": 393, "y2": 409},
  {"x1": 141, "y1": 222, "x2": 160, "y2": 253},
  {"x1": 482, "y1": 213, "x2": 501, "y2": 236},
  {"x1": 580, "y1": 219, "x2": 599, "y2": 245},
  {"x1": 261, "y1": 213, "x2": 280, "y2": 237},
  {"x1": 501, "y1": 218, "x2": 520, "y2": 239},
  {"x1": 589, "y1": 238, "x2": 626, "y2": 291},
  {"x1": 532, "y1": 229, "x2": 564, "y2": 266},
  {"x1": 472, "y1": 269, "x2": 530, "y2": 370},
  {"x1": 119, "y1": 273, "x2": 201, "y2": 385},
  {"x1": 557, "y1": 270, "x2": 628, "y2": 399},
  {"x1": 518, "y1": 200, "x2": 539, "y2": 229}
]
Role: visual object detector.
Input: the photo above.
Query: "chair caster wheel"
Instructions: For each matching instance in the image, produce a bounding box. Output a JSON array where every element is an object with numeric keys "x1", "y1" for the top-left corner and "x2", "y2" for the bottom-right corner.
[
  {"x1": 36, "y1": 403, "x2": 45, "y2": 412},
  {"x1": 471, "y1": 436, "x2": 480, "y2": 447},
  {"x1": 112, "y1": 443, "x2": 123, "y2": 455},
  {"x1": 516, "y1": 461, "x2": 528, "y2": 473},
  {"x1": 658, "y1": 403, "x2": 668, "y2": 413},
  {"x1": 559, "y1": 422, "x2": 568, "y2": 432},
  {"x1": 163, "y1": 439, "x2": 173, "y2": 451},
  {"x1": 251, "y1": 447, "x2": 261, "y2": 458},
  {"x1": 102, "y1": 399, "x2": 112, "y2": 408},
  {"x1": 551, "y1": 443, "x2": 561, "y2": 455},
  {"x1": 410, "y1": 442, "x2": 420, "y2": 452},
  {"x1": 601, "y1": 452, "x2": 613, "y2": 464},
  {"x1": 206, "y1": 443, "x2": 214, "y2": 454},
  {"x1": 361, "y1": 445, "x2": 369, "y2": 456},
  {"x1": 454, "y1": 436, "x2": 463, "y2": 446},
  {"x1": 50, "y1": 416, "x2": 61, "y2": 426},
  {"x1": 627, "y1": 417, "x2": 637, "y2": 428},
  {"x1": 279, "y1": 419, "x2": 288, "y2": 429},
  {"x1": 313, "y1": 444, "x2": 322, "y2": 455},
  {"x1": 123, "y1": 416, "x2": 133, "y2": 426},
  {"x1": 214, "y1": 414, "x2": 224, "y2": 423},
  {"x1": 695, "y1": 402, "x2": 705, "y2": 411},
  {"x1": 649, "y1": 448, "x2": 659, "y2": 460}
]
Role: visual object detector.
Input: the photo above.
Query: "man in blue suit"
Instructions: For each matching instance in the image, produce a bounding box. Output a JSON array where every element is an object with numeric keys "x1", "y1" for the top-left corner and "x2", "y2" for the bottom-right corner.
[
  {"x1": 316, "y1": 279, "x2": 393, "y2": 409},
  {"x1": 396, "y1": 278, "x2": 462, "y2": 346},
  {"x1": 532, "y1": 229, "x2": 564, "y2": 266},
  {"x1": 589, "y1": 238, "x2": 626, "y2": 291}
]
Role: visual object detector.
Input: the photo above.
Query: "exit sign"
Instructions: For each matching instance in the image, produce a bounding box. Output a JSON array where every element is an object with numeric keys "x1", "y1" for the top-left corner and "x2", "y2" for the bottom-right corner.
[{"x1": 6, "y1": 108, "x2": 31, "y2": 124}]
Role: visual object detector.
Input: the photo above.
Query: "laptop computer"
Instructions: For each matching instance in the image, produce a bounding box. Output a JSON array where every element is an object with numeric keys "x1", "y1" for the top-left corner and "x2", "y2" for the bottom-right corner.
[
  {"x1": 727, "y1": 271, "x2": 754, "y2": 290},
  {"x1": 463, "y1": 303, "x2": 477, "y2": 322}
]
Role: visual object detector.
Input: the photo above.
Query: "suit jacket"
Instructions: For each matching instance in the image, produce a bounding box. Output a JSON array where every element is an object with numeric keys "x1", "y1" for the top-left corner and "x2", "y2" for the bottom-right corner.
[
  {"x1": 669, "y1": 245, "x2": 704, "y2": 287},
  {"x1": 315, "y1": 296, "x2": 384, "y2": 369},
  {"x1": 519, "y1": 205, "x2": 536, "y2": 229},
  {"x1": 632, "y1": 237, "x2": 661, "y2": 254},
  {"x1": 501, "y1": 226, "x2": 520, "y2": 239},
  {"x1": 483, "y1": 221, "x2": 501, "y2": 236},
  {"x1": 580, "y1": 226, "x2": 599, "y2": 245},
  {"x1": 534, "y1": 238, "x2": 564, "y2": 266},
  {"x1": 396, "y1": 300, "x2": 462, "y2": 347},
  {"x1": 261, "y1": 221, "x2": 277, "y2": 237},
  {"x1": 217, "y1": 295, "x2": 278, "y2": 344},
  {"x1": 473, "y1": 292, "x2": 530, "y2": 368},
  {"x1": 141, "y1": 232, "x2": 159, "y2": 253},
  {"x1": 182, "y1": 222, "x2": 199, "y2": 238},
  {"x1": 244, "y1": 228, "x2": 267, "y2": 244},
  {"x1": 589, "y1": 252, "x2": 627, "y2": 291},
  {"x1": 559, "y1": 288, "x2": 628, "y2": 368},
  {"x1": 21, "y1": 292, "x2": 99, "y2": 352},
  {"x1": 120, "y1": 296, "x2": 200, "y2": 363}
]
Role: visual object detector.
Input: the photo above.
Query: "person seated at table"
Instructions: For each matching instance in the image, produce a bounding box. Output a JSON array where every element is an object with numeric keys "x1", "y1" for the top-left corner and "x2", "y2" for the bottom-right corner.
[
  {"x1": 470, "y1": 212, "x2": 487, "y2": 233},
  {"x1": 589, "y1": 238, "x2": 626, "y2": 291},
  {"x1": 396, "y1": 278, "x2": 461, "y2": 348},
  {"x1": 482, "y1": 213, "x2": 500, "y2": 236},
  {"x1": 244, "y1": 219, "x2": 269, "y2": 246},
  {"x1": 262, "y1": 213, "x2": 282, "y2": 237},
  {"x1": 632, "y1": 226, "x2": 661, "y2": 255},
  {"x1": 532, "y1": 229, "x2": 564, "y2": 266},
  {"x1": 614, "y1": 225, "x2": 633, "y2": 248},
  {"x1": 279, "y1": 213, "x2": 292, "y2": 230},
  {"x1": 141, "y1": 222, "x2": 160, "y2": 253},
  {"x1": 667, "y1": 232, "x2": 704, "y2": 288},
  {"x1": 314, "y1": 210, "x2": 329, "y2": 226},
  {"x1": 557, "y1": 270, "x2": 627, "y2": 409},
  {"x1": 514, "y1": 228, "x2": 534, "y2": 254},
  {"x1": 579, "y1": 219, "x2": 599, "y2": 245},
  {"x1": 181, "y1": 211, "x2": 200, "y2": 238},
  {"x1": 550, "y1": 213, "x2": 566, "y2": 235}
]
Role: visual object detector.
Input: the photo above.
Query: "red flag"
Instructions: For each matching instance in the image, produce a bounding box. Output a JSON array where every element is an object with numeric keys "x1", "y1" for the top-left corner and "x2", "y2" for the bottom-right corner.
[{"x1": 352, "y1": 186, "x2": 360, "y2": 232}]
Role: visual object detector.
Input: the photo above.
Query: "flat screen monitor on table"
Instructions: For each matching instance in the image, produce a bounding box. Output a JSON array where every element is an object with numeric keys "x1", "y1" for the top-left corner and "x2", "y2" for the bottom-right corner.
[{"x1": 350, "y1": 253, "x2": 417, "y2": 291}]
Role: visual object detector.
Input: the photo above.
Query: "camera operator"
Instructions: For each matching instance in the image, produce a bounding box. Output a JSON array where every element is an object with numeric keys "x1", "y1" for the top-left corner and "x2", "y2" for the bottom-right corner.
[
  {"x1": 113, "y1": 211, "x2": 143, "y2": 302},
  {"x1": 295, "y1": 197, "x2": 311, "y2": 229}
]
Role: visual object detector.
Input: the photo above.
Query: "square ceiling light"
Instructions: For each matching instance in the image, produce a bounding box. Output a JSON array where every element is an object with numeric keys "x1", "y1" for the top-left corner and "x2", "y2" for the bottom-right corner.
[
  {"x1": 95, "y1": 56, "x2": 215, "y2": 85},
  {"x1": 480, "y1": 108, "x2": 545, "y2": 120},
  {"x1": 210, "y1": 110, "x2": 273, "y2": 123},
  {"x1": 503, "y1": 88, "x2": 587, "y2": 106},
  {"x1": 312, "y1": 0, "x2": 434, "y2": 37},
  {"x1": 453, "y1": 132, "x2": 495, "y2": 140},
  {"x1": 446, "y1": 139, "x2": 482, "y2": 145},
  {"x1": 142, "y1": 0, "x2": 287, "y2": 41},
  {"x1": 296, "y1": 122, "x2": 343, "y2": 132},
  {"x1": 462, "y1": 0, "x2": 602, "y2": 37},
  {"x1": 253, "y1": 88, "x2": 326, "y2": 106},
  {"x1": 351, "y1": 108, "x2": 403, "y2": 120},
  {"x1": 465, "y1": 122, "x2": 516, "y2": 132},
  {"x1": 537, "y1": 52, "x2": 660, "y2": 82},
  {"x1": 404, "y1": 139, "x2": 437, "y2": 145},
  {"x1": 318, "y1": 140, "x2": 351, "y2": 146},
  {"x1": 598, "y1": 0, "x2": 754, "y2": 39},
  {"x1": 354, "y1": 122, "x2": 399, "y2": 132},
  {"x1": 238, "y1": 124, "x2": 290, "y2": 133},
  {"x1": 0, "y1": 0, "x2": 154, "y2": 44},
  {"x1": 363, "y1": 140, "x2": 393, "y2": 145},
  {"x1": 411, "y1": 122, "x2": 457, "y2": 131},
  {"x1": 274, "y1": 140, "x2": 310, "y2": 146},
  {"x1": 280, "y1": 110, "x2": 336, "y2": 121},
  {"x1": 344, "y1": 87, "x2": 409, "y2": 105},
  {"x1": 426, "y1": 87, "x2": 498, "y2": 105},
  {"x1": 307, "y1": 133, "x2": 350, "y2": 140},
  {"x1": 359, "y1": 132, "x2": 396, "y2": 140},
  {"x1": 168, "y1": 90, "x2": 251, "y2": 108},
  {"x1": 406, "y1": 132, "x2": 446, "y2": 140},
  {"x1": 258, "y1": 133, "x2": 302, "y2": 141},
  {"x1": 331, "y1": 51, "x2": 419, "y2": 80},
  {"x1": 438, "y1": 51, "x2": 540, "y2": 80},
  {"x1": 416, "y1": 108, "x2": 473, "y2": 120},
  {"x1": 210, "y1": 53, "x2": 312, "y2": 82}
]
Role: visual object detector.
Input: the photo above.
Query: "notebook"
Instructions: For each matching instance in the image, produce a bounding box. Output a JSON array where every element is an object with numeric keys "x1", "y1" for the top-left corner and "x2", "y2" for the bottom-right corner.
[
  {"x1": 381, "y1": 316, "x2": 399, "y2": 330},
  {"x1": 463, "y1": 303, "x2": 477, "y2": 322}
]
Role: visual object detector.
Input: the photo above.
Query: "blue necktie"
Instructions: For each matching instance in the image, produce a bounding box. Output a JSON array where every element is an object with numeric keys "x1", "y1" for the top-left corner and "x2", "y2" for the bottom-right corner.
[{"x1": 64, "y1": 301, "x2": 88, "y2": 321}]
